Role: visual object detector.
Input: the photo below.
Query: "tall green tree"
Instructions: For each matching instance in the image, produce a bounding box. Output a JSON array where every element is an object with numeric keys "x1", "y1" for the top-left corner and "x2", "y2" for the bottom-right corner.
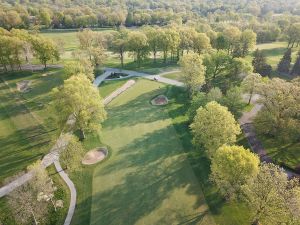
[
  {"x1": 252, "y1": 49, "x2": 272, "y2": 76},
  {"x1": 242, "y1": 163, "x2": 300, "y2": 225},
  {"x1": 60, "y1": 134, "x2": 86, "y2": 172},
  {"x1": 190, "y1": 101, "x2": 241, "y2": 157},
  {"x1": 52, "y1": 74, "x2": 107, "y2": 139},
  {"x1": 127, "y1": 31, "x2": 149, "y2": 66},
  {"x1": 110, "y1": 28, "x2": 128, "y2": 67},
  {"x1": 144, "y1": 26, "x2": 161, "y2": 63},
  {"x1": 255, "y1": 78, "x2": 300, "y2": 142},
  {"x1": 291, "y1": 51, "x2": 300, "y2": 76},
  {"x1": 241, "y1": 73, "x2": 262, "y2": 104},
  {"x1": 192, "y1": 33, "x2": 211, "y2": 55},
  {"x1": 277, "y1": 48, "x2": 292, "y2": 74},
  {"x1": 179, "y1": 53, "x2": 206, "y2": 95},
  {"x1": 30, "y1": 36, "x2": 59, "y2": 69},
  {"x1": 211, "y1": 145, "x2": 259, "y2": 199}
]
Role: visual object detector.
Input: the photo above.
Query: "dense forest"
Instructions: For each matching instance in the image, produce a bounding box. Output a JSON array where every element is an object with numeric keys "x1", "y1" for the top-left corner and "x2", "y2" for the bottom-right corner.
[{"x1": 1, "y1": 0, "x2": 300, "y2": 44}]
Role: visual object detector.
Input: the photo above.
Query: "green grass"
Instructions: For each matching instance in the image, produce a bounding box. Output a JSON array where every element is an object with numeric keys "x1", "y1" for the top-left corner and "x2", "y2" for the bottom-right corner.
[
  {"x1": 71, "y1": 79, "x2": 251, "y2": 225},
  {"x1": 41, "y1": 29, "x2": 113, "y2": 60},
  {"x1": 0, "y1": 69, "x2": 64, "y2": 183},
  {"x1": 259, "y1": 136, "x2": 300, "y2": 170},
  {"x1": 162, "y1": 71, "x2": 184, "y2": 82},
  {"x1": 246, "y1": 42, "x2": 300, "y2": 71},
  {"x1": 89, "y1": 79, "x2": 215, "y2": 224},
  {"x1": 104, "y1": 56, "x2": 180, "y2": 74},
  {"x1": 99, "y1": 79, "x2": 131, "y2": 98}
]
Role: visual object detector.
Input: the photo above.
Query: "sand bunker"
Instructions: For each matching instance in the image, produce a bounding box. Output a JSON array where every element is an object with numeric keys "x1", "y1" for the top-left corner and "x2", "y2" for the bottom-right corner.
[
  {"x1": 151, "y1": 95, "x2": 169, "y2": 106},
  {"x1": 17, "y1": 80, "x2": 32, "y2": 93},
  {"x1": 82, "y1": 147, "x2": 108, "y2": 165}
]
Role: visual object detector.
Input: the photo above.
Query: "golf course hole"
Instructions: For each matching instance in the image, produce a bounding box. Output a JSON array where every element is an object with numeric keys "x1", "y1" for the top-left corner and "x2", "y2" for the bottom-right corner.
[
  {"x1": 82, "y1": 147, "x2": 108, "y2": 165},
  {"x1": 151, "y1": 95, "x2": 169, "y2": 106}
]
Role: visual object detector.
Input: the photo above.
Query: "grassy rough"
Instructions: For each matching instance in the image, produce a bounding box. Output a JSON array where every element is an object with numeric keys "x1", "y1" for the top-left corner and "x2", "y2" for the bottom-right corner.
[{"x1": 0, "y1": 69, "x2": 64, "y2": 183}]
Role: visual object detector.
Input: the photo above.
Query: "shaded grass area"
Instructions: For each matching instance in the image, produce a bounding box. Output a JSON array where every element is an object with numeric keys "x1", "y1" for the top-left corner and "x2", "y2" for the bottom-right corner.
[
  {"x1": 0, "y1": 69, "x2": 64, "y2": 183},
  {"x1": 164, "y1": 86, "x2": 251, "y2": 225},
  {"x1": 90, "y1": 79, "x2": 216, "y2": 225},
  {"x1": 245, "y1": 42, "x2": 300, "y2": 76},
  {"x1": 99, "y1": 78, "x2": 131, "y2": 98},
  {"x1": 162, "y1": 71, "x2": 184, "y2": 82},
  {"x1": 104, "y1": 57, "x2": 180, "y2": 74},
  {"x1": 259, "y1": 135, "x2": 300, "y2": 171}
]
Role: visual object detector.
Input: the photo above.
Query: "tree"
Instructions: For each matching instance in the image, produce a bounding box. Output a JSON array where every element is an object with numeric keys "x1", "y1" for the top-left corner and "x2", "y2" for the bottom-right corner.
[
  {"x1": 64, "y1": 59, "x2": 94, "y2": 81},
  {"x1": 7, "y1": 178, "x2": 48, "y2": 225},
  {"x1": 235, "y1": 29, "x2": 257, "y2": 57},
  {"x1": 287, "y1": 23, "x2": 300, "y2": 48},
  {"x1": 179, "y1": 53, "x2": 206, "y2": 95},
  {"x1": 187, "y1": 88, "x2": 223, "y2": 121},
  {"x1": 192, "y1": 33, "x2": 211, "y2": 55},
  {"x1": 52, "y1": 74, "x2": 107, "y2": 139},
  {"x1": 252, "y1": 49, "x2": 272, "y2": 76},
  {"x1": 29, "y1": 161, "x2": 57, "y2": 212},
  {"x1": 77, "y1": 29, "x2": 106, "y2": 66},
  {"x1": 110, "y1": 28, "x2": 128, "y2": 67},
  {"x1": 178, "y1": 26, "x2": 198, "y2": 57},
  {"x1": 221, "y1": 86, "x2": 244, "y2": 118},
  {"x1": 203, "y1": 51, "x2": 252, "y2": 91},
  {"x1": 241, "y1": 73, "x2": 262, "y2": 104},
  {"x1": 255, "y1": 78, "x2": 300, "y2": 142},
  {"x1": 159, "y1": 28, "x2": 180, "y2": 63},
  {"x1": 277, "y1": 48, "x2": 292, "y2": 74},
  {"x1": 7, "y1": 161, "x2": 55, "y2": 225},
  {"x1": 31, "y1": 36, "x2": 59, "y2": 69},
  {"x1": 127, "y1": 31, "x2": 149, "y2": 66},
  {"x1": 144, "y1": 26, "x2": 161, "y2": 63},
  {"x1": 39, "y1": 9, "x2": 51, "y2": 28},
  {"x1": 190, "y1": 101, "x2": 241, "y2": 157},
  {"x1": 242, "y1": 163, "x2": 300, "y2": 225},
  {"x1": 60, "y1": 134, "x2": 86, "y2": 172},
  {"x1": 291, "y1": 51, "x2": 300, "y2": 76},
  {"x1": 222, "y1": 26, "x2": 241, "y2": 54},
  {"x1": 203, "y1": 51, "x2": 233, "y2": 89},
  {"x1": 211, "y1": 145, "x2": 259, "y2": 199}
]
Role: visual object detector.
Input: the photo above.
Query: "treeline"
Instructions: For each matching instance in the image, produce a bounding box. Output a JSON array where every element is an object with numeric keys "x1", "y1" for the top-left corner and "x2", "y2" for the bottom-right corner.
[
  {"x1": 1, "y1": 0, "x2": 300, "y2": 40},
  {"x1": 0, "y1": 28, "x2": 60, "y2": 71},
  {"x1": 98, "y1": 25, "x2": 256, "y2": 68}
]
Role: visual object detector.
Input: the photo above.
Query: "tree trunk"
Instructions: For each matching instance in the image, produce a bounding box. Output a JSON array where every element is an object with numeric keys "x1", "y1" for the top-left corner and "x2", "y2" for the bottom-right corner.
[
  {"x1": 44, "y1": 61, "x2": 47, "y2": 70},
  {"x1": 79, "y1": 129, "x2": 85, "y2": 141},
  {"x1": 153, "y1": 51, "x2": 157, "y2": 63},
  {"x1": 248, "y1": 90, "x2": 253, "y2": 105},
  {"x1": 120, "y1": 51, "x2": 124, "y2": 68}
]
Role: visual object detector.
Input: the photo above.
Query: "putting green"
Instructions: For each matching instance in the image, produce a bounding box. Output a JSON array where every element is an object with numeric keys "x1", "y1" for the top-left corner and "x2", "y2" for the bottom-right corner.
[{"x1": 90, "y1": 79, "x2": 215, "y2": 225}]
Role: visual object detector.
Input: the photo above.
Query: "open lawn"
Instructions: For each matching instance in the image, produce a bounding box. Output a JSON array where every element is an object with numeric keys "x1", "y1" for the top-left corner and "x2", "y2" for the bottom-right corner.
[
  {"x1": 91, "y1": 79, "x2": 215, "y2": 225},
  {"x1": 99, "y1": 78, "x2": 132, "y2": 98},
  {"x1": 246, "y1": 42, "x2": 300, "y2": 72},
  {"x1": 259, "y1": 135, "x2": 300, "y2": 171},
  {"x1": 0, "y1": 69, "x2": 64, "y2": 183},
  {"x1": 162, "y1": 71, "x2": 184, "y2": 82},
  {"x1": 70, "y1": 78, "x2": 251, "y2": 225}
]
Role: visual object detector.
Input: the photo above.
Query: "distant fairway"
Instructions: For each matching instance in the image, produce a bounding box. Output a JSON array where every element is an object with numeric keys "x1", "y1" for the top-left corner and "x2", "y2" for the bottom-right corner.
[{"x1": 90, "y1": 79, "x2": 216, "y2": 225}]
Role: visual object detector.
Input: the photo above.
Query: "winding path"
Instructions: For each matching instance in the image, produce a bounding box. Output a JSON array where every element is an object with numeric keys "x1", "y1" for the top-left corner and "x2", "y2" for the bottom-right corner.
[{"x1": 0, "y1": 66, "x2": 183, "y2": 224}]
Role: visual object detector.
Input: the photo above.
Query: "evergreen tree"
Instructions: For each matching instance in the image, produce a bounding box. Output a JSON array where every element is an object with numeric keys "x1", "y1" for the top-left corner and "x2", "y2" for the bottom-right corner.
[
  {"x1": 252, "y1": 49, "x2": 272, "y2": 76},
  {"x1": 277, "y1": 48, "x2": 292, "y2": 74},
  {"x1": 291, "y1": 51, "x2": 300, "y2": 76}
]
